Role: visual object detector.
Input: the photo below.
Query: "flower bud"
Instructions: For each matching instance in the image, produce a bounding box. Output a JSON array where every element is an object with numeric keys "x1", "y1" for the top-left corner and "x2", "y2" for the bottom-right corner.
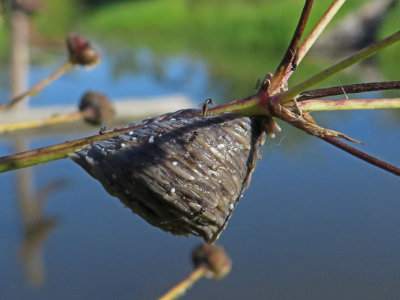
[{"x1": 67, "y1": 33, "x2": 100, "y2": 66}]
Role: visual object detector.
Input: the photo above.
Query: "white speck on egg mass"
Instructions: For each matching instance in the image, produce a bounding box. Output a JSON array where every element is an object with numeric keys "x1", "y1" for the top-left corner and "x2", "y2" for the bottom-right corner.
[
  {"x1": 121, "y1": 143, "x2": 126, "y2": 148},
  {"x1": 229, "y1": 203, "x2": 234, "y2": 210},
  {"x1": 132, "y1": 137, "x2": 137, "y2": 142},
  {"x1": 148, "y1": 136, "x2": 155, "y2": 143},
  {"x1": 128, "y1": 131, "x2": 134, "y2": 135},
  {"x1": 172, "y1": 161, "x2": 178, "y2": 166},
  {"x1": 217, "y1": 144, "x2": 225, "y2": 150},
  {"x1": 170, "y1": 188, "x2": 176, "y2": 193}
]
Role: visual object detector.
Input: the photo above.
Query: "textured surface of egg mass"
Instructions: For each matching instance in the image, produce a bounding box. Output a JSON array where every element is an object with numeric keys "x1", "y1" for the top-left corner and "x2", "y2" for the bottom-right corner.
[{"x1": 70, "y1": 109, "x2": 267, "y2": 243}]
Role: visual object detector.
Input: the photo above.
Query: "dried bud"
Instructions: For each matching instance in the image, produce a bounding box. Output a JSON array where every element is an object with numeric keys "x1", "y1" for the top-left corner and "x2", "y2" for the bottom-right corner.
[
  {"x1": 192, "y1": 243, "x2": 231, "y2": 279},
  {"x1": 67, "y1": 33, "x2": 100, "y2": 66},
  {"x1": 70, "y1": 109, "x2": 269, "y2": 243},
  {"x1": 78, "y1": 91, "x2": 115, "y2": 125}
]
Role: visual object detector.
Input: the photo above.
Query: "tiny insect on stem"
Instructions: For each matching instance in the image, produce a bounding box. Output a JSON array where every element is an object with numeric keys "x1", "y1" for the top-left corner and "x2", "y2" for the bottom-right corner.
[{"x1": 202, "y1": 98, "x2": 213, "y2": 116}]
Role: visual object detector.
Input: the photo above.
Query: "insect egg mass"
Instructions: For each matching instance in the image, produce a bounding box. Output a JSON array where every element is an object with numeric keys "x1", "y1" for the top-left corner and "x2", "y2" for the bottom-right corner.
[{"x1": 70, "y1": 109, "x2": 278, "y2": 243}]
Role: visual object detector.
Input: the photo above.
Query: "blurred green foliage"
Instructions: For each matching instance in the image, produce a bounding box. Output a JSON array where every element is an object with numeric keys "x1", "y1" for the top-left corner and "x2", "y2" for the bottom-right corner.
[
  {"x1": 80, "y1": 0, "x2": 398, "y2": 98},
  {"x1": 1, "y1": 0, "x2": 398, "y2": 98},
  {"x1": 32, "y1": 0, "x2": 81, "y2": 41}
]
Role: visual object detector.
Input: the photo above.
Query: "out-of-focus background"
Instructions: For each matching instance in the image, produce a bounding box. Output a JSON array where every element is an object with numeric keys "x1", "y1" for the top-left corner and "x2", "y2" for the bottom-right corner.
[{"x1": 0, "y1": 0, "x2": 399, "y2": 299}]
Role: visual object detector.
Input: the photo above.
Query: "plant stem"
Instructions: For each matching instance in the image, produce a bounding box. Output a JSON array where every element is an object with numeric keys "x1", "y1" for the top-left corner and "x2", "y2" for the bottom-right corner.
[
  {"x1": 0, "y1": 62, "x2": 73, "y2": 112},
  {"x1": 321, "y1": 136, "x2": 400, "y2": 176},
  {"x1": 269, "y1": 0, "x2": 314, "y2": 92},
  {"x1": 207, "y1": 93, "x2": 267, "y2": 116},
  {"x1": 273, "y1": 30, "x2": 400, "y2": 105},
  {"x1": 158, "y1": 267, "x2": 206, "y2": 300},
  {"x1": 0, "y1": 111, "x2": 84, "y2": 134},
  {"x1": 295, "y1": 0, "x2": 346, "y2": 65},
  {"x1": 0, "y1": 124, "x2": 135, "y2": 173},
  {"x1": 299, "y1": 98, "x2": 400, "y2": 111},
  {"x1": 0, "y1": 96, "x2": 267, "y2": 173},
  {"x1": 298, "y1": 81, "x2": 400, "y2": 100}
]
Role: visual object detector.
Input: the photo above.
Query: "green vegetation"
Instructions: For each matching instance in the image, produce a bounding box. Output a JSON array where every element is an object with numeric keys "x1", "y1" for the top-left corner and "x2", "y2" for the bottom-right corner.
[
  {"x1": 81, "y1": 0, "x2": 398, "y2": 98},
  {"x1": 378, "y1": 1, "x2": 400, "y2": 81},
  {"x1": 33, "y1": 0, "x2": 81, "y2": 41}
]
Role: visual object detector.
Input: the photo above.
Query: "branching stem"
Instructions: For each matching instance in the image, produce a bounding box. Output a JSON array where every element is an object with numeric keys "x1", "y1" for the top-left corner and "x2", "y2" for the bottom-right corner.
[
  {"x1": 295, "y1": 0, "x2": 346, "y2": 65},
  {"x1": 274, "y1": 31, "x2": 400, "y2": 105}
]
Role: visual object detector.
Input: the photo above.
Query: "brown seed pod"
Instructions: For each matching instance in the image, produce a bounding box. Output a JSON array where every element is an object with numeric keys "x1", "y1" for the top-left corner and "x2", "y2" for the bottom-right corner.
[
  {"x1": 70, "y1": 109, "x2": 269, "y2": 243},
  {"x1": 78, "y1": 91, "x2": 115, "y2": 125},
  {"x1": 192, "y1": 243, "x2": 231, "y2": 279},
  {"x1": 66, "y1": 33, "x2": 100, "y2": 66}
]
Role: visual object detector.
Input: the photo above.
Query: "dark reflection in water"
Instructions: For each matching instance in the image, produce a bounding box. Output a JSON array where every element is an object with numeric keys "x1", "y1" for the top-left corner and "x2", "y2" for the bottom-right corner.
[{"x1": 0, "y1": 49, "x2": 399, "y2": 299}]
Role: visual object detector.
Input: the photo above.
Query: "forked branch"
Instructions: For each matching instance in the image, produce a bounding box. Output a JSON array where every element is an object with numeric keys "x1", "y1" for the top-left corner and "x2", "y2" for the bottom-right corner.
[
  {"x1": 274, "y1": 31, "x2": 400, "y2": 105},
  {"x1": 295, "y1": 0, "x2": 346, "y2": 65}
]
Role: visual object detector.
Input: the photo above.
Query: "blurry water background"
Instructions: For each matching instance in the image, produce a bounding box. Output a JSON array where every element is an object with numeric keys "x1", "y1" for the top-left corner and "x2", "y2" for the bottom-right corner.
[{"x1": 0, "y1": 0, "x2": 399, "y2": 299}]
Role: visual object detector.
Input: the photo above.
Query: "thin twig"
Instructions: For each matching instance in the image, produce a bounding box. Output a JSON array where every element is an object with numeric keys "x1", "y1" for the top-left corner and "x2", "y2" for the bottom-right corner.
[
  {"x1": 0, "y1": 111, "x2": 84, "y2": 134},
  {"x1": 0, "y1": 62, "x2": 73, "y2": 112},
  {"x1": 298, "y1": 81, "x2": 400, "y2": 100},
  {"x1": 321, "y1": 136, "x2": 400, "y2": 176},
  {"x1": 0, "y1": 123, "x2": 134, "y2": 173},
  {"x1": 273, "y1": 30, "x2": 400, "y2": 105},
  {"x1": 299, "y1": 98, "x2": 400, "y2": 111},
  {"x1": 269, "y1": 0, "x2": 314, "y2": 92},
  {"x1": 295, "y1": 0, "x2": 346, "y2": 65},
  {"x1": 158, "y1": 267, "x2": 206, "y2": 300},
  {"x1": 0, "y1": 107, "x2": 207, "y2": 172},
  {"x1": 269, "y1": 103, "x2": 400, "y2": 176}
]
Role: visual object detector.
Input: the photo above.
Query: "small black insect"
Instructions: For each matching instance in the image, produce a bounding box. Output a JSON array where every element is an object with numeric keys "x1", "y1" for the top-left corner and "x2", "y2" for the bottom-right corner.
[
  {"x1": 202, "y1": 98, "x2": 213, "y2": 116},
  {"x1": 99, "y1": 121, "x2": 108, "y2": 135}
]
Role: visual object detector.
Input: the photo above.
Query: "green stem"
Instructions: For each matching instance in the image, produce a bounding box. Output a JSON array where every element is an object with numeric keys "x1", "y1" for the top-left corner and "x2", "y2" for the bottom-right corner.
[
  {"x1": 300, "y1": 98, "x2": 400, "y2": 111},
  {"x1": 0, "y1": 125, "x2": 133, "y2": 173},
  {"x1": 0, "y1": 94, "x2": 268, "y2": 173},
  {"x1": 159, "y1": 267, "x2": 206, "y2": 300},
  {"x1": 0, "y1": 111, "x2": 84, "y2": 134},
  {"x1": 274, "y1": 31, "x2": 400, "y2": 105},
  {"x1": 207, "y1": 94, "x2": 267, "y2": 116},
  {"x1": 0, "y1": 62, "x2": 73, "y2": 112},
  {"x1": 295, "y1": 0, "x2": 346, "y2": 65}
]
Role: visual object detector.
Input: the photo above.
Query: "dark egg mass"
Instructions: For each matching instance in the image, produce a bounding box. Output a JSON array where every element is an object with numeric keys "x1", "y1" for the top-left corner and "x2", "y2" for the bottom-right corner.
[{"x1": 70, "y1": 109, "x2": 270, "y2": 243}]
